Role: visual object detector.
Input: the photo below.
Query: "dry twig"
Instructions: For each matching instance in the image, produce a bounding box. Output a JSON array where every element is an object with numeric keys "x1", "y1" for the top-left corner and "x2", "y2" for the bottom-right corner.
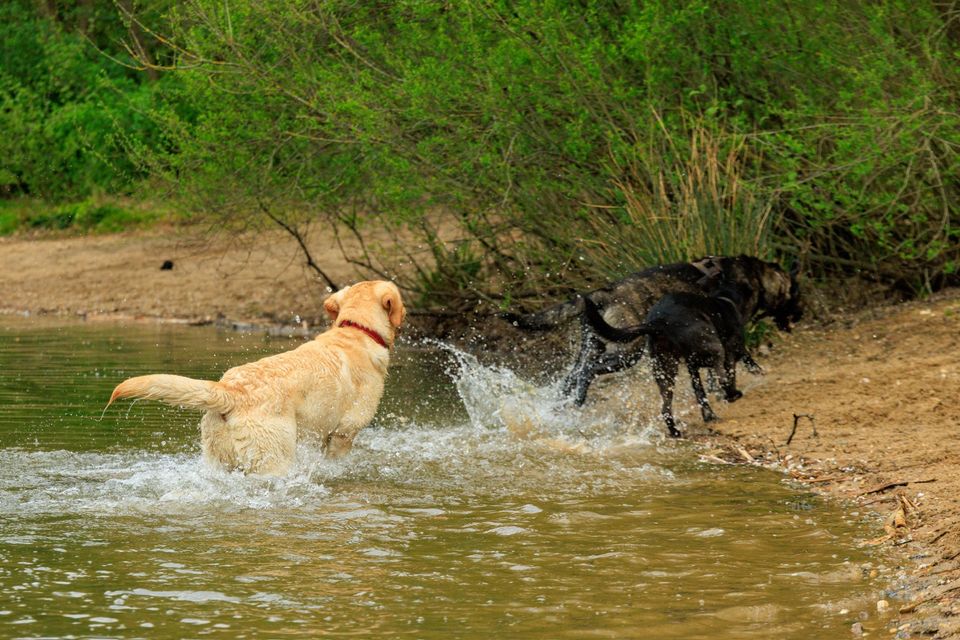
[
  {"x1": 785, "y1": 413, "x2": 817, "y2": 445},
  {"x1": 857, "y1": 477, "x2": 936, "y2": 497}
]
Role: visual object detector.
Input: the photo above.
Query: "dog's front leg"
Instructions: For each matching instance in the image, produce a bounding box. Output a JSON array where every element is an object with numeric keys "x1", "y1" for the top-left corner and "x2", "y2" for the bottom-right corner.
[
  {"x1": 324, "y1": 431, "x2": 357, "y2": 458},
  {"x1": 719, "y1": 356, "x2": 743, "y2": 402},
  {"x1": 740, "y1": 353, "x2": 764, "y2": 375}
]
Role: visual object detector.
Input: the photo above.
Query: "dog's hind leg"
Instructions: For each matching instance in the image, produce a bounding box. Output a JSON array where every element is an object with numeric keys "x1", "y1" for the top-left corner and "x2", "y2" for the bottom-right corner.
[
  {"x1": 569, "y1": 346, "x2": 647, "y2": 404},
  {"x1": 652, "y1": 351, "x2": 681, "y2": 437},
  {"x1": 561, "y1": 318, "x2": 607, "y2": 406},
  {"x1": 563, "y1": 318, "x2": 648, "y2": 406},
  {"x1": 704, "y1": 368, "x2": 722, "y2": 394},
  {"x1": 688, "y1": 362, "x2": 720, "y2": 422},
  {"x1": 201, "y1": 413, "x2": 297, "y2": 475},
  {"x1": 591, "y1": 346, "x2": 646, "y2": 376}
]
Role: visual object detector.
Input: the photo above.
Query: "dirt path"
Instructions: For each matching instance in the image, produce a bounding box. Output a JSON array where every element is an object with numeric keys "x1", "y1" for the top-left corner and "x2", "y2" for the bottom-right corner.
[
  {"x1": 0, "y1": 226, "x2": 357, "y2": 328},
  {"x1": 3, "y1": 229, "x2": 960, "y2": 636}
]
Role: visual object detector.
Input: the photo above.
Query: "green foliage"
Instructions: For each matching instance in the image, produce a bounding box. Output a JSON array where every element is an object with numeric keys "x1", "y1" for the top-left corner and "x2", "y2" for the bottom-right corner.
[
  {"x1": 744, "y1": 320, "x2": 777, "y2": 350},
  {"x1": 139, "y1": 0, "x2": 957, "y2": 306},
  {"x1": 4, "y1": 0, "x2": 958, "y2": 307},
  {"x1": 0, "y1": 0, "x2": 176, "y2": 201},
  {"x1": 0, "y1": 211, "x2": 19, "y2": 235},
  {"x1": 0, "y1": 198, "x2": 158, "y2": 235}
]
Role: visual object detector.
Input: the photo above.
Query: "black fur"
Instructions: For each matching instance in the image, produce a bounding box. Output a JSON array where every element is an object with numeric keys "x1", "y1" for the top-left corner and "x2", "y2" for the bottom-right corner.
[
  {"x1": 502, "y1": 255, "x2": 801, "y2": 405},
  {"x1": 583, "y1": 289, "x2": 761, "y2": 437}
]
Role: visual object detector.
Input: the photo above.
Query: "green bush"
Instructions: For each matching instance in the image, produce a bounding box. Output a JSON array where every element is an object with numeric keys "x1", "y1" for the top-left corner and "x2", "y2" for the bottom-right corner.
[
  {"x1": 140, "y1": 0, "x2": 957, "y2": 306},
  {"x1": 0, "y1": 211, "x2": 19, "y2": 235},
  {"x1": 0, "y1": 199, "x2": 157, "y2": 235},
  {"x1": 2, "y1": 1, "x2": 957, "y2": 306},
  {"x1": 0, "y1": 1, "x2": 177, "y2": 202}
]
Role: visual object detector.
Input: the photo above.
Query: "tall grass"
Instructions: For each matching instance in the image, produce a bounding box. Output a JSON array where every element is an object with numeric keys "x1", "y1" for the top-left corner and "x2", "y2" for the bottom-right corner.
[
  {"x1": 507, "y1": 122, "x2": 777, "y2": 300},
  {"x1": 591, "y1": 126, "x2": 774, "y2": 275}
]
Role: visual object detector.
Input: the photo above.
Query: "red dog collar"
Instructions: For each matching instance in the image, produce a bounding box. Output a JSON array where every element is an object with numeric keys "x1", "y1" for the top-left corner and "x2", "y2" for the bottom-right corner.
[{"x1": 338, "y1": 320, "x2": 389, "y2": 348}]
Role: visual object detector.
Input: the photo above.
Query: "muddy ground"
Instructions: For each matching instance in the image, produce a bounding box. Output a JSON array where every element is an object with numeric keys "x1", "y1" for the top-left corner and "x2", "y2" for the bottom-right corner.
[
  {"x1": 2, "y1": 228, "x2": 959, "y2": 637},
  {"x1": 697, "y1": 289, "x2": 960, "y2": 638}
]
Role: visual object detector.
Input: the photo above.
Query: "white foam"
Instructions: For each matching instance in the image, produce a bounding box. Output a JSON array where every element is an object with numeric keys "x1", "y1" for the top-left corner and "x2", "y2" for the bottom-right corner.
[
  {"x1": 0, "y1": 448, "x2": 332, "y2": 516},
  {"x1": 438, "y1": 341, "x2": 664, "y2": 447},
  {"x1": 0, "y1": 341, "x2": 673, "y2": 517}
]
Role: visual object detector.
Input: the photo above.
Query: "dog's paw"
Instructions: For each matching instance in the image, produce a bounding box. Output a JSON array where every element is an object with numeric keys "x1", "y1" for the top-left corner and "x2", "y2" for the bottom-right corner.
[
  {"x1": 725, "y1": 389, "x2": 743, "y2": 403},
  {"x1": 742, "y1": 356, "x2": 764, "y2": 375}
]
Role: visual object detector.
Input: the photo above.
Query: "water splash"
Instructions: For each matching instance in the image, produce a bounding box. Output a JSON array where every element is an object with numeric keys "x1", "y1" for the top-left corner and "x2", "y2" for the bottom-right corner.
[
  {"x1": 0, "y1": 448, "x2": 333, "y2": 517},
  {"x1": 435, "y1": 340, "x2": 662, "y2": 450},
  {"x1": 0, "y1": 340, "x2": 675, "y2": 518}
]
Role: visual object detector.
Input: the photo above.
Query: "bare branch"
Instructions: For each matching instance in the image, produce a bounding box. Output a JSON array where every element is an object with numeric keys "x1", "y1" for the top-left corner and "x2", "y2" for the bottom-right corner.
[{"x1": 256, "y1": 200, "x2": 340, "y2": 292}]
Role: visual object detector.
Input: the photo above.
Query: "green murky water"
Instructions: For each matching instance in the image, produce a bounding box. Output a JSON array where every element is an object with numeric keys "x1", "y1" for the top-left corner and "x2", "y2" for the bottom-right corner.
[{"x1": 0, "y1": 316, "x2": 890, "y2": 638}]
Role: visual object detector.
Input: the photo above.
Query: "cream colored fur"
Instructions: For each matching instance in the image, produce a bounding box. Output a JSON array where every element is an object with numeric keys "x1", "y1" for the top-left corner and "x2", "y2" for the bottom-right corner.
[{"x1": 107, "y1": 280, "x2": 406, "y2": 476}]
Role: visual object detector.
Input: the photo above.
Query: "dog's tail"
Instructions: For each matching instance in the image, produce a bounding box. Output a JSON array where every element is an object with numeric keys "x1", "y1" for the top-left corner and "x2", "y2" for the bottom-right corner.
[
  {"x1": 499, "y1": 296, "x2": 585, "y2": 331},
  {"x1": 582, "y1": 297, "x2": 651, "y2": 343},
  {"x1": 107, "y1": 374, "x2": 235, "y2": 414}
]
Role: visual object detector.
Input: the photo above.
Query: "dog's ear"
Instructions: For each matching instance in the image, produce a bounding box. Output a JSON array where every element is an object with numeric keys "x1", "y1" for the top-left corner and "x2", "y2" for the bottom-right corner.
[
  {"x1": 323, "y1": 294, "x2": 340, "y2": 322},
  {"x1": 381, "y1": 287, "x2": 406, "y2": 329},
  {"x1": 761, "y1": 270, "x2": 791, "y2": 301}
]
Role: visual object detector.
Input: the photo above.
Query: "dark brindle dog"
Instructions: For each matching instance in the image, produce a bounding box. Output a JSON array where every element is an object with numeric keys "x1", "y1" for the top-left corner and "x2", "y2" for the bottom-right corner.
[
  {"x1": 583, "y1": 287, "x2": 762, "y2": 437},
  {"x1": 501, "y1": 255, "x2": 801, "y2": 405}
]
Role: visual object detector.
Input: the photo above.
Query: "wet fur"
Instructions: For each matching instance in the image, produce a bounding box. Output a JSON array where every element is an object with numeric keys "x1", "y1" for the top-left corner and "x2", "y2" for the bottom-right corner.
[
  {"x1": 502, "y1": 255, "x2": 801, "y2": 405},
  {"x1": 583, "y1": 291, "x2": 762, "y2": 437},
  {"x1": 107, "y1": 281, "x2": 406, "y2": 476}
]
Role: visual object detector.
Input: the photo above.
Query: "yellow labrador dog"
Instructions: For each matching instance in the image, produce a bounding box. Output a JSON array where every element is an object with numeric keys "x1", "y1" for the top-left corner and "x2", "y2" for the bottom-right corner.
[{"x1": 107, "y1": 280, "x2": 405, "y2": 475}]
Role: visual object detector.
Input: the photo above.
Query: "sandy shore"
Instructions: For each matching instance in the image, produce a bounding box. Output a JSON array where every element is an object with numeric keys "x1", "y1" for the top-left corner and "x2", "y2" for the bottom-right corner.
[
  {"x1": 0, "y1": 225, "x2": 366, "y2": 328},
  {"x1": 2, "y1": 228, "x2": 959, "y2": 637},
  {"x1": 695, "y1": 289, "x2": 960, "y2": 638}
]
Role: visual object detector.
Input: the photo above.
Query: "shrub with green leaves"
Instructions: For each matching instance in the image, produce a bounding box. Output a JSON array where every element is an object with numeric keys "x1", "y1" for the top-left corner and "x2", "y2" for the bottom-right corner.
[
  {"x1": 0, "y1": 1, "x2": 175, "y2": 202},
  {"x1": 3, "y1": 1, "x2": 957, "y2": 307},
  {"x1": 0, "y1": 198, "x2": 157, "y2": 235},
  {"x1": 138, "y1": 0, "x2": 957, "y2": 307}
]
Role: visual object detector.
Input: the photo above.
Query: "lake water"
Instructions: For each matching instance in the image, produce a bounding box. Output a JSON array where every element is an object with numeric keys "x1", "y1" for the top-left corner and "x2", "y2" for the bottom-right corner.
[{"x1": 0, "y1": 316, "x2": 891, "y2": 638}]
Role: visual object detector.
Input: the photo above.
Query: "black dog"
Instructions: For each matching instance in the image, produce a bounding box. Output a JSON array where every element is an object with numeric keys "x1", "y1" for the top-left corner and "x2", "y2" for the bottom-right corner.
[
  {"x1": 502, "y1": 255, "x2": 801, "y2": 405},
  {"x1": 582, "y1": 287, "x2": 763, "y2": 437}
]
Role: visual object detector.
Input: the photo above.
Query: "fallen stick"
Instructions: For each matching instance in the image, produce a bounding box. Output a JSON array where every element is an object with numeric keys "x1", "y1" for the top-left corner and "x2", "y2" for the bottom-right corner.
[
  {"x1": 803, "y1": 475, "x2": 849, "y2": 484},
  {"x1": 857, "y1": 478, "x2": 937, "y2": 497},
  {"x1": 899, "y1": 582, "x2": 960, "y2": 614},
  {"x1": 861, "y1": 533, "x2": 893, "y2": 547},
  {"x1": 859, "y1": 495, "x2": 900, "y2": 507},
  {"x1": 785, "y1": 413, "x2": 817, "y2": 445},
  {"x1": 735, "y1": 445, "x2": 756, "y2": 464},
  {"x1": 698, "y1": 454, "x2": 734, "y2": 465}
]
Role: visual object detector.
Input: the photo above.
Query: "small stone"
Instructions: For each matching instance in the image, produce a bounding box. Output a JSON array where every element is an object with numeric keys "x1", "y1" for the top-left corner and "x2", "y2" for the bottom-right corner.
[
  {"x1": 851, "y1": 621, "x2": 864, "y2": 636},
  {"x1": 876, "y1": 599, "x2": 889, "y2": 613}
]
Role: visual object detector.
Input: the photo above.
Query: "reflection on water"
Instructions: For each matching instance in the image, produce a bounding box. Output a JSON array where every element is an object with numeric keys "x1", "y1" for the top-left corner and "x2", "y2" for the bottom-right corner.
[{"x1": 0, "y1": 316, "x2": 890, "y2": 638}]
